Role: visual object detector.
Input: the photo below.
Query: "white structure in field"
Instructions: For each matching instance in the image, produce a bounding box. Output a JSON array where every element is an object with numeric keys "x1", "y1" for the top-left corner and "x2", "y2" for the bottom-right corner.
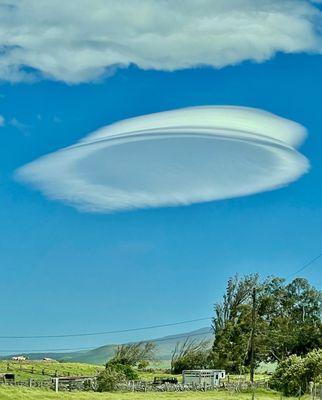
[{"x1": 182, "y1": 369, "x2": 226, "y2": 386}]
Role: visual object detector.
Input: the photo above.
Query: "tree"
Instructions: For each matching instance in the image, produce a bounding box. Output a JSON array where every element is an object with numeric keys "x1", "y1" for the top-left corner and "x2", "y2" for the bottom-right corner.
[
  {"x1": 258, "y1": 277, "x2": 322, "y2": 362},
  {"x1": 211, "y1": 275, "x2": 322, "y2": 372},
  {"x1": 171, "y1": 338, "x2": 210, "y2": 374},
  {"x1": 269, "y1": 349, "x2": 322, "y2": 396},
  {"x1": 102, "y1": 341, "x2": 155, "y2": 388},
  {"x1": 96, "y1": 365, "x2": 127, "y2": 392},
  {"x1": 211, "y1": 274, "x2": 260, "y2": 372},
  {"x1": 108, "y1": 342, "x2": 156, "y2": 367}
]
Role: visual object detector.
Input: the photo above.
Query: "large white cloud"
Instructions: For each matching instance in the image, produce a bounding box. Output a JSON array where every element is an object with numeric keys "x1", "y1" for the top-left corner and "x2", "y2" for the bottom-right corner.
[
  {"x1": 16, "y1": 106, "x2": 309, "y2": 212},
  {"x1": 0, "y1": 0, "x2": 321, "y2": 83}
]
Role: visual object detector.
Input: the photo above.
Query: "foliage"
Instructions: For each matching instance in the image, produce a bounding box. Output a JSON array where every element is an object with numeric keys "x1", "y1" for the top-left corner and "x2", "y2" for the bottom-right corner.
[
  {"x1": 269, "y1": 349, "x2": 322, "y2": 396},
  {"x1": 105, "y1": 361, "x2": 138, "y2": 380},
  {"x1": 211, "y1": 275, "x2": 322, "y2": 373},
  {"x1": 96, "y1": 365, "x2": 127, "y2": 392},
  {"x1": 171, "y1": 338, "x2": 210, "y2": 374},
  {"x1": 211, "y1": 274, "x2": 259, "y2": 372},
  {"x1": 137, "y1": 360, "x2": 149, "y2": 370},
  {"x1": 259, "y1": 277, "x2": 322, "y2": 361},
  {"x1": 108, "y1": 342, "x2": 155, "y2": 367}
]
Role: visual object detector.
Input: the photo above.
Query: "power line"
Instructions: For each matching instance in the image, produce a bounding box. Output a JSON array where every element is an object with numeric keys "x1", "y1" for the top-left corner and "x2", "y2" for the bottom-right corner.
[
  {"x1": 0, "y1": 330, "x2": 212, "y2": 354},
  {"x1": 0, "y1": 317, "x2": 211, "y2": 339},
  {"x1": 1, "y1": 252, "x2": 320, "y2": 348},
  {"x1": 286, "y1": 252, "x2": 322, "y2": 279}
]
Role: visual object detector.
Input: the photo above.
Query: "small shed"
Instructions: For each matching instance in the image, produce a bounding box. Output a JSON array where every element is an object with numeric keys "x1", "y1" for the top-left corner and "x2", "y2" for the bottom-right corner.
[
  {"x1": 11, "y1": 355, "x2": 27, "y2": 361},
  {"x1": 182, "y1": 369, "x2": 225, "y2": 386}
]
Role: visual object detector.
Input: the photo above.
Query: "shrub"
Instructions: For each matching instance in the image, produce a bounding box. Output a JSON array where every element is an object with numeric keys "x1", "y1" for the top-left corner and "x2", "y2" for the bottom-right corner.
[
  {"x1": 96, "y1": 366, "x2": 126, "y2": 392},
  {"x1": 171, "y1": 339, "x2": 210, "y2": 374},
  {"x1": 137, "y1": 360, "x2": 149, "y2": 370},
  {"x1": 105, "y1": 361, "x2": 138, "y2": 380},
  {"x1": 269, "y1": 349, "x2": 322, "y2": 396},
  {"x1": 109, "y1": 342, "x2": 155, "y2": 366}
]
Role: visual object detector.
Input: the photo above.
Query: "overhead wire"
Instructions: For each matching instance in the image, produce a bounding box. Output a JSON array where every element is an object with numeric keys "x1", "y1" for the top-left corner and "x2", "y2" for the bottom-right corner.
[
  {"x1": 0, "y1": 330, "x2": 212, "y2": 354},
  {"x1": 0, "y1": 317, "x2": 211, "y2": 340}
]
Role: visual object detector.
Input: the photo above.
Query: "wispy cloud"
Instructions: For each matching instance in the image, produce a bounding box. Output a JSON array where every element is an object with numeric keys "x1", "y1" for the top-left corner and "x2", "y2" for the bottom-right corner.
[
  {"x1": 10, "y1": 117, "x2": 29, "y2": 134},
  {"x1": 0, "y1": 1, "x2": 321, "y2": 83},
  {"x1": 0, "y1": 115, "x2": 5, "y2": 126},
  {"x1": 16, "y1": 106, "x2": 309, "y2": 213}
]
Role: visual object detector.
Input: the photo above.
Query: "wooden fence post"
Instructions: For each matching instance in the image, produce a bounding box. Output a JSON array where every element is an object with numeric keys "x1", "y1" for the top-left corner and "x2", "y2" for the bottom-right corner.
[
  {"x1": 29, "y1": 378, "x2": 32, "y2": 388},
  {"x1": 53, "y1": 377, "x2": 59, "y2": 393}
]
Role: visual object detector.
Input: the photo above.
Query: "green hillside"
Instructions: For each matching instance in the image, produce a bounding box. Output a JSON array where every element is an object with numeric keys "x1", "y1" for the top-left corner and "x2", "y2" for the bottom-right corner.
[
  {"x1": 0, "y1": 328, "x2": 213, "y2": 366},
  {"x1": 0, "y1": 360, "x2": 103, "y2": 381}
]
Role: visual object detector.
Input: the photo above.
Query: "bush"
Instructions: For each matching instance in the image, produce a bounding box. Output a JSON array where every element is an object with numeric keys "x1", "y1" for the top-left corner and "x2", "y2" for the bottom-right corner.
[
  {"x1": 106, "y1": 361, "x2": 138, "y2": 380},
  {"x1": 109, "y1": 342, "x2": 155, "y2": 366},
  {"x1": 96, "y1": 366, "x2": 126, "y2": 392},
  {"x1": 171, "y1": 339, "x2": 210, "y2": 374},
  {"x1": 269, "y1": 349, "x2": 322, "y2": 396},
  {"x1": 138, "y1": 360, "x2": 149, "y2": 370}
]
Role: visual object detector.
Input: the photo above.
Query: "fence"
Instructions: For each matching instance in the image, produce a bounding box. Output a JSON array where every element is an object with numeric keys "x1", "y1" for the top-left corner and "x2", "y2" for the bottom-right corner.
[
  {"x1": 116, "y1": 378, "x2": 270, "y2": 393},
  {"x1": 0, "y1": 372, "x2": 320, "y2": 397},
  {"x1": 4, "y1": 362, "x2": 100, "y2": 378},
  {"x1": 0, "y1": 377, "x2": 97, "y2": 392}
]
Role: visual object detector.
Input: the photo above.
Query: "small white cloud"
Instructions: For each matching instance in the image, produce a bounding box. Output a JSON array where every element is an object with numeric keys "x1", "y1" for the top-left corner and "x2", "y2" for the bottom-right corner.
[
  {"x1": 16, "y1": 106, "x2": 309, "y2": 213},
  {"x1": 10, "y1": 117, "x2": 29, "y2": 134},
  {"x1": 0, "y1": 115, "x2": 5, "y2": 126},
  {"x1": 0, "y1": 1, "x2": 321, "y2": 83}
]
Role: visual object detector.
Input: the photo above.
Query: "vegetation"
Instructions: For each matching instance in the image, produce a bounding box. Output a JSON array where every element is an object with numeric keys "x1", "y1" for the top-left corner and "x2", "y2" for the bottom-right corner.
[
  {"x1": 108, "y1": 342, "x2": 155, "y2": 368},
  {"x1": 211, "y1": 275, "x2": 321, "y2": 373},
  {"x1": 0, "y1": 274, "x2": 320, "y2": 397},
  {"x1": 96, "y1": 342, "x2": 156, "y2": 392},
  {"x1": 97, "y1": 365, "x2": 127, "y2": 392},
  {"x1": 269, "y1": 349, "x2": 322, "y2": 396},
  {"x1": 170, "y1": 338, "x2": 210, "y2": 374}
]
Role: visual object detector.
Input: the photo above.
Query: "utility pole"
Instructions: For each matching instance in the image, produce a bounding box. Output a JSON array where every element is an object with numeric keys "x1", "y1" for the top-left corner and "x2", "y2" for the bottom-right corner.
[{"x1": 249, "y1": 287, "x2": 256, "y2": 383}]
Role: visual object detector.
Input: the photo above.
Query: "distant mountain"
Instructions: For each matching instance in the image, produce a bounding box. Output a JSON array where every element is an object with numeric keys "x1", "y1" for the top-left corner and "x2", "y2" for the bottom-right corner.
[{"x1": 1, "y1": 327, "x2": 213, "y2": 366}]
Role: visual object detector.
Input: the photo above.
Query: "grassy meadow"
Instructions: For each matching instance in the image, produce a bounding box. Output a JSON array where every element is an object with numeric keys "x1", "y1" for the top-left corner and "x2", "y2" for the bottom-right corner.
[
  {"x1": 0, "y1": 359, "x2": 289, "y2": 400},
  {"x1": 0, "y1": 360, "x2": 269, "y2": 383},
  {"x1": 0, "y1": 360, "x2": 103, "y2": 381}
]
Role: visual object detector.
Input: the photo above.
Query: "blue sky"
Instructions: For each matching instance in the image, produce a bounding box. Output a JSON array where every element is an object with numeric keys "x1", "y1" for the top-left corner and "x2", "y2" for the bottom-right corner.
[
  {"x1": 0, "y1": 53, "x2": 321, "y2": 353},
  {"x1": 1, "y1": 0, "x2": 322, "y2": 354}
]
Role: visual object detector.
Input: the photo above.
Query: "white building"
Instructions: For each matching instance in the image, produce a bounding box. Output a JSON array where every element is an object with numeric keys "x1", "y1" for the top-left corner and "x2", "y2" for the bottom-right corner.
[
  {"x1": 11, "y1": 356, "x2": 27, "y2": 361},
  {"x1": 182, "y1": 369, "x2": 225, "y2": 386}
]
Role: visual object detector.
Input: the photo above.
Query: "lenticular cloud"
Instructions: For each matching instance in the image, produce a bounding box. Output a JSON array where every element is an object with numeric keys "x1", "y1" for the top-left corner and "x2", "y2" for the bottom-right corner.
[{"x1": 16, "y1": 106, "x2": 309, "y2": 212}]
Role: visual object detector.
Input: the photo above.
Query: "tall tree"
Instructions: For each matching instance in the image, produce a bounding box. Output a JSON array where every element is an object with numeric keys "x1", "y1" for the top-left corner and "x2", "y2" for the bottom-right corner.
[
  {"x1": 108, "y1": 342, "x2": 156, "y2": 367},
  {"x1": 211, "y1": 275, "x2": 322, "y2": 372},
  {"x1": 211, "y1": 274, "x2": 259, "y2": 372}
]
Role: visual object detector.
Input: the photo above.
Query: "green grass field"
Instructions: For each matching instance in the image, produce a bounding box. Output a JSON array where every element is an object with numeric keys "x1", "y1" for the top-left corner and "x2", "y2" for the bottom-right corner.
[
  {"x1": 0, "y1": 360, "x2": 269, "y2": 384},
  {"x1": 0, "y1": 360, "x2": 184, "y2": 383},
  {"x1": 0, "y1": 360, "x2": 103, "y2": 381},
  {"x1": 0, "y1": 386, "x2": 310, "y2": 400},
  {"x1": 0, "y1": 360, "x2": 288, "y2": 400}
]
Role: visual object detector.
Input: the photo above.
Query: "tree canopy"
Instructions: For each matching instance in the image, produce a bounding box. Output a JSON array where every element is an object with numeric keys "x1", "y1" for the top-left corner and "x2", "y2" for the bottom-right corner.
[{"x1": 211, "y1": 275, "x2": 321, "y2": 373}]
